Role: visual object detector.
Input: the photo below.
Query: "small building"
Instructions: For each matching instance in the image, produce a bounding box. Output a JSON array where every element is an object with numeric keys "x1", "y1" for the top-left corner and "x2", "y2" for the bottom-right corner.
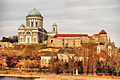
[
  {"x1": 41, "y1": 53, "x2": 57, "y2": 67},
  {"x1": 58, "y1": 46, "x2": 76, "y2": 62}
]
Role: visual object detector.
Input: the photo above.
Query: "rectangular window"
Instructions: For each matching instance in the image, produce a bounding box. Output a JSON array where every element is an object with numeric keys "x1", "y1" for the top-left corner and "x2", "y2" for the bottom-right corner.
[
  {"x1": 51, "y1": 40, "x2": 53, "y2": 43},
  {"x1": 36, "y1": 22, "x2": 37, "y2": 27},
  {"x1": 31, "y1": 22, "x2": 33, "y2": 27}
]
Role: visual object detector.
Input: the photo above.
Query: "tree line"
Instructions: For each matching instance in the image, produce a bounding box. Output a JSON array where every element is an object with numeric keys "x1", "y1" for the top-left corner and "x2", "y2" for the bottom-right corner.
[{"x1": 0, "y1": 36, "x2": 18, "y2": 43}]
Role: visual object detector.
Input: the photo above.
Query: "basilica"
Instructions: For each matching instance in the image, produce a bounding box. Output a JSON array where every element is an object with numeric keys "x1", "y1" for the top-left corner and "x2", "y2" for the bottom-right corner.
[
  {"x1": 18, "y1": 8, "x2": 116, "y2": 57},
  {"x1": 18, "y1": 8, "x2": 47, "y2": 44},
  {"x1": 18, "y1": 8, "x2": 58, "y2": 44}
]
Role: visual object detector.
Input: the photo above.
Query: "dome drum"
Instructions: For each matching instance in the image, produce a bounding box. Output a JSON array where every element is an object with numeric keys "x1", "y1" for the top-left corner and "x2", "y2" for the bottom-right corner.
[
  {"x1": 26, "y1": 16, "x2": 43, "y2": 20},
  {"x1": 26, "y1": 8, "x2": 43, "y2": 28}
]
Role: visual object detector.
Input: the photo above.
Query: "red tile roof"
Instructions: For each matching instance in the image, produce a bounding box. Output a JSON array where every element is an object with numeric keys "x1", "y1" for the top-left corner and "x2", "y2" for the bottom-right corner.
[
  {"x1": 54, "y1": 34, "x2": 88, "y2": 37},
  {"x1": 88, "y1": 36, "x2": 91, "y2": 38},
  {"x1": 99, "y1": 30, "x2": 107, "y2": 34},
  {"x1": 98, "y1": 51, "x2": 109, "y2": 58},
  {"x1": 88, "y1": 36, "x2": 94, "y2": 40}
]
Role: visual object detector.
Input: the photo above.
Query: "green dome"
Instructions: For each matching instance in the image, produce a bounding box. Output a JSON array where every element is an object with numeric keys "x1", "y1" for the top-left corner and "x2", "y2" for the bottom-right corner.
[
  {"x1": 20, "y1": 24, "x2": 25, "y2": 27},
  {"x1": 52, "y1": 22, "x2": 57, "y2": 26},
  {"x1": 28, "y1": 8, "x2": 41, "y2": 16}
]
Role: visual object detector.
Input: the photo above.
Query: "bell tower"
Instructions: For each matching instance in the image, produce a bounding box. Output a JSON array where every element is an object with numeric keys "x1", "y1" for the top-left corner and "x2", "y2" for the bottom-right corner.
[
  {"x1": 99, "y1": 30, "x2": 108, "y2": 44},
  {"x1": 52, "y1": 22, "x2": 58, "y2": 34},
  {"x1": 108, "y1": 36, "x2": 112, "y2": 56}
]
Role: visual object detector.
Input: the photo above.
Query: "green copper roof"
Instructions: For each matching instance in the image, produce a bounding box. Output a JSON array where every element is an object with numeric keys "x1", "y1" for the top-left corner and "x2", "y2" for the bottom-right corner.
[
  {"x1": 52, "y1": 22, "x2": 57, "y2": 26},
  {"x1": 20, "y1": 24, "x2": 25, "y2": 27},
  {"x1": 28, "y1": 8, "x2": 41, "y2": 16}
]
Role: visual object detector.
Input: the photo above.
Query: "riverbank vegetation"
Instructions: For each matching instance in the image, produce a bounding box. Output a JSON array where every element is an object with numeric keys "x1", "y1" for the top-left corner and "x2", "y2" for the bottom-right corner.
[{"x1": 0, "y1": 44, "x2": 120, "y2": 76}]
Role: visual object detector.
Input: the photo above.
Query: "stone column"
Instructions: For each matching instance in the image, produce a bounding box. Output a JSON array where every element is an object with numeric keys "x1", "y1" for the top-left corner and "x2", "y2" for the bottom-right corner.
[
  {"x1": 28, "y1": 20, "x2": 29, "y2": 27},
  {"x1": 26, "y1": 19, "x2": 27, "y2": 27},
  {"x1": 34, "y1": 19, "x2": 35, "y2": 27}
]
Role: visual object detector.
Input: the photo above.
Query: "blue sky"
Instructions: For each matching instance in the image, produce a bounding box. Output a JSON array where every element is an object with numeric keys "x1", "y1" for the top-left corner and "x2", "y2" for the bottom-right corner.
[{"x1": 0, "y1": 0, "x2": 120, "y2": 47}]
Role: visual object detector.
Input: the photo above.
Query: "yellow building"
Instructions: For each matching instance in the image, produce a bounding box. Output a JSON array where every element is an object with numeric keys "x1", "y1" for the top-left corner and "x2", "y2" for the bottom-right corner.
[{"x1": 47, "y1": 34, "x2": 94, "y2": 48}]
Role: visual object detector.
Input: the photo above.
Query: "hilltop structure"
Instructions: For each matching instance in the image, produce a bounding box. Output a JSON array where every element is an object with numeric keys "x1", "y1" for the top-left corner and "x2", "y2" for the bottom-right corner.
[{"x1": 18, "y1": 8, "x2": 116, "y2": 57}]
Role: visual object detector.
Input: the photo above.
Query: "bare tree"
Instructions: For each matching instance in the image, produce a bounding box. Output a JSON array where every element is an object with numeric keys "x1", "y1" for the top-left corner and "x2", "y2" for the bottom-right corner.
[
  {"x1": 68, "y1": 57, "x2": 75, "y2": 75},
  {"x1": 111, "y1": 49, "x2": 120, "y2": 76}
]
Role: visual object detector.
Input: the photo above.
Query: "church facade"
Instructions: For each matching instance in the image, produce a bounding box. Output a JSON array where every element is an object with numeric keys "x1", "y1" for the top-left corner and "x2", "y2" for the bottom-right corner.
[{"x1": 18, "y1": 8, "x2": 48, "y2": 44}]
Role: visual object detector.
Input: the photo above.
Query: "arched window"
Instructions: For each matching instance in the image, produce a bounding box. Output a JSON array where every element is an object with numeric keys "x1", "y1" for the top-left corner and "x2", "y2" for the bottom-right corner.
[
  {"x1": 108, "y1": 46, "x2": 112, "y2": 52},
  {"x1": 20, "y1": 36, "x2": 23, "y2": 41},
  {"x1": 53, "y1": 28, "x2": 55, "y2": 31},
  {"x1": 51, "y1": 40, "x2": 53, "y2": 43},
  {"x1": 97, "y1": 46, "x2": 101, "y2": 54},
  {"x1": 26, "y1": 32, "x2": 31, "y2": 35},
  {"x1": 20, "y1": 38, "x2": 23, "y2": 41},
  {"x1": 34, "y1": 38, "x2": 36, "y2": 41}
]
